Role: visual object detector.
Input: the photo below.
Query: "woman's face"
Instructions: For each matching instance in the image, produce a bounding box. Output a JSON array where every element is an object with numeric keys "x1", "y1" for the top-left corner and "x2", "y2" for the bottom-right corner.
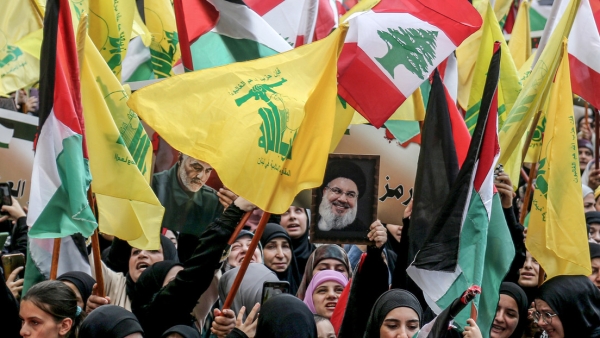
[
  {"x1": 379, "y1": 307, "x2": 420, "y2": 338},
  {"x1": 61, "y1": 281, "x2": 84, "y2": 309},
  {"x1": 386, "y1": 223, "x2": 402, "y2": 243},
  {"x1": 491, "y1": 294, "x2": 520, "y2": 338},
  {"x1": 313, "y1": 258, "x2": 349, "y2": 279},
  {"x1": 534, "y1": 299, "x2": 564, "y2": 338},
  {"x1": 589, "y1": 257, "x2": 600, "y2": 289},
  {"x1": 585, "y1": 194, "x2": 597, "y2": 213},
  {"x1": 589, "y1": 224, "x2": 600, "y2": 244},
  {"x1": 128, "y1": 246, "x2": 165, "y2": 282},
  {"x1": 281, "y1": 206, "x2": 308, "y2": 239},
  {"x1": 19, "y1": 300, "x2": 72, "y2": 338},
  {"x1": 228, "y1": 236, "x2": 262, "y2": 268},
  {"x1": 518, "y1": 251, "x2": 540, "y2": 288},
  {"x1": 263, "y1": 238, "x2": 291, "y2": 273},
  {"x1": 312, "y1": 281, "x2": 344, "y2": 318}
]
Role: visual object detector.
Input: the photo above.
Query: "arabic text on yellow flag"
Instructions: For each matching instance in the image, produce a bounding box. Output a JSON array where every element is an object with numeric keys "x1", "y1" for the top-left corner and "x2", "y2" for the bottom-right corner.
[
  {"x1": 82, "y1": 36, "x2": 164, "y2": 250},
  {"x1": 128, "y1": 27, "x2": 348, "y2": 214},
  {"x1": 144, "y1": 0, "x2": 181, "y2": 78},
  {"x1": 0, "y1": 0, "x2": 42, "y2": 95},
  {"x1": 498, "y1": 0, "x2": 578, "y2": 166},
  {"x1": 508, "y1": 0, "x2": 531, "y2": 70},
  {"x1": 527, "y1": 40, "x2": 591, "y2": 278},
  {"x1": 89, "y1": 0, "x2": 135, "y2": 81},
  {"x1": 464, "y1": 2, "x2": 521, "y2": 134}
]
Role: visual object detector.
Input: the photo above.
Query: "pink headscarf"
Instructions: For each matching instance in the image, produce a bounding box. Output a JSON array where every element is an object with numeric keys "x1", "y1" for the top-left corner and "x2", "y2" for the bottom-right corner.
[{"x1": 302, "y1": 270, "x2": 348, "y2": 314}]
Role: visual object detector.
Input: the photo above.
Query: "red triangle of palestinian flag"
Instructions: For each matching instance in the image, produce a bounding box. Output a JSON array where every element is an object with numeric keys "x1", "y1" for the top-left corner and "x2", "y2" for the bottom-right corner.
[{"x1": 338, "y1": 0, "x2": 482, "y2": 128}]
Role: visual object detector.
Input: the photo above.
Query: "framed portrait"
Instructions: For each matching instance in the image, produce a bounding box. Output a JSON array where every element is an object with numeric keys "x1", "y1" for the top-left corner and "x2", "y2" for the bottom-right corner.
[{"x1": 310, "y1": 154, "x2": 380, "y2": 245}]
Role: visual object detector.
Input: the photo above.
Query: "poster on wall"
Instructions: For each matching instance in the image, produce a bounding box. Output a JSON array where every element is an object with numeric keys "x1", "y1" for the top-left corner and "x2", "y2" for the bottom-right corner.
[{"x1": 0, "y1": 108, "x2": 37, "y2": 205}]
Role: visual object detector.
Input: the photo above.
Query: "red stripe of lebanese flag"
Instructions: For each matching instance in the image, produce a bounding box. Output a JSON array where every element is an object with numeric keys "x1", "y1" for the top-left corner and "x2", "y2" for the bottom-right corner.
[{"x1": 338, "y1": 0, "x2": 481, "y2": 128}]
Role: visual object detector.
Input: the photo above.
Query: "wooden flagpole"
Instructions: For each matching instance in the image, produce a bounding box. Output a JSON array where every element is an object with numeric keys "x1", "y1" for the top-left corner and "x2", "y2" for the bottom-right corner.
[
  {"x1": 49, "y1": 238, "x2": 61, "y2": 280},
  {"x1": 223, "y1": 211, "x2": 271, "y2": 310},
  {"x1": 519, "y1": 163, "x2": 538, "y2": 225},
  {"x1": 87, "y1": 188, "x2": 105, "y2": 297},
  {"x1": 594, "y1": 107, "x2": 599, "y2": 170},
  {"x1": 228, "y1": 211, "x2": 253, "y2": 245}
]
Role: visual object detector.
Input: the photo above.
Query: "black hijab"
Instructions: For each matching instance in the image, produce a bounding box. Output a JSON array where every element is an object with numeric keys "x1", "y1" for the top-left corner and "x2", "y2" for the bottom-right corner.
[
  {"x1": 364, "y1": 289, "x2": 423, "y2": 338},
  {"x1": 499, "y1": 282, "x2": 528, "y2": 338},
  {"x1": 256, "y1": 294, "x2": 317, "y2": 338},
  {"x1": 537, "y1": 275, "x2": 600, "y2": 337},
  {"x1": 125, "y1": 235, "x2": 179, "y2": 300},
  {"x1": 57, "y1": 271, "x2": 96, "y2": 309},
  {"x1": 289, "y1": 208, "x2": 316, "y2": 275},
  {"x1": 79, "y1": 304, "x2": 143, "y2": 338},
  {"x1": 161, "y1": 325, "x2": 200, "y2": 338},
  {"x1": 259, "y1": 223, "x2": 301, "y2": 295},
  {"x1": 132, "y1": 260, "x2": 183, "y2": 317}
]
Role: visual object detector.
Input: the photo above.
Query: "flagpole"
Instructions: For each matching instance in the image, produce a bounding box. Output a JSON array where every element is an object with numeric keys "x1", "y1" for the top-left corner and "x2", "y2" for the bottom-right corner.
[
  {"x1": 594, "y1": 107, "x2": 599, "y2": 170},
  {"x1": 49, "y1": 238, "x2": 61, "y2": 280},
  {"x1": 519, "y1": 163, "x2": 538, "y2": 225},
  {"x1": 87, "y1": 188, "x2": 106, "y2": 297},
  {"x1": 222, "y1": 211, "x2": 271, "y2": 310},
  {"x1": 228, "y1": 211, "x2": 253, "y2": 245}
]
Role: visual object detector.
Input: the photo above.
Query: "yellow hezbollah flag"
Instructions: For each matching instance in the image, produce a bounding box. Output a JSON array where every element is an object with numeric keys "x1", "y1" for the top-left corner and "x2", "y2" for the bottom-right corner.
[
  {"x1": 0, "y1": 0, "x2": 42, "y2": 95},
  {"x1": 508, "y1": 0, "x2": 531, "y2": 70},
  {"x1": 82, "y1": 36, "x2": 164, "y2": 249},
  {"x1": 527, "y1": 39, "x2": 591, "y2": 279},
  {"x1": 144, "y1": 0, "x2": 181, "y2": 78},
  {"x1": 464, "y1": 2, "x2": 520, "y2": 134},
  {"x1": 89, "y1": 0, "x2": 135, "y2": 81},
  {"x1": 129, "y1": 27, "x2": 348, "y2": 214},
  {"x1": 498, "y1": 0, "x2": 578, "y2": 166}
]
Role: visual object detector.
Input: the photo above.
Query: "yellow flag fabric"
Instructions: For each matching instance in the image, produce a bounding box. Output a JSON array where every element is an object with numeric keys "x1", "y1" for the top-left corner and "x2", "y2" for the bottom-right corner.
[
  {"x1": 527, "y1": 40, "x2": 591, "y2": 279},
  {"x1": 132, "y1": 8, "x2": 152, "y2": 47},
  {"x1": 498, "y1": 0, "x2": 578, "y2": 166},
  {"x1": 82, "y1": 36, "x2": 163, "y2": 250},
  {"x1": 0, "y1": 0, "x2": 42, "y2": 95},
  {"x1": 331, "y1": 96, "x2": 355, "y2": 152},
  {"x1": 464, "y1": 2, "x2": 520, "y2": 134},
  {"x1": 129, "y1": 27, "x2": 348, "y2": 214},
  {"x1": 508, "y1": 0, "x2": 531, "y2": 70},
  {"x1": 89, "y1": 0, "x2": 135, "y2": 81},
  {"x1": 144, "y1": 0, "x2": 181, "y2": 78}
]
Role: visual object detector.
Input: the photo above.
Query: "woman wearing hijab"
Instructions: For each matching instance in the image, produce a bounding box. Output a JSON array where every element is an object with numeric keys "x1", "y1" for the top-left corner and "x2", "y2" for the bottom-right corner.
[
  {"x1": 86, "y1": 234, "x2": 178, "y2": 313},
  {"x1": 259, "y1": 223, "x2": 301, "y2": 295},
  {"x1": 280, "y1": 206, "x2": 316, "y2": 274},
  {"x1": 517, "y1": 251, "x2": 541, "y2": 304},
  {"x1": 534, "y1": 275, "x2": 600, "y2": 337},
  {"x1": 218, "y1": 263, "x2": 279, "y2": 320},
  {"x1": 303, "y1": 270, "x2": 348, "y2": 319},
  {"x1": 79, "y1": 305, "x2": 144, "y2": 338},
  {"x1": 297, "y1": 244, "x2": 351, "y2": 300},
  {"x1": 57, "y1": 271, "x2": 96, "y2": 311},
  {"x1": 364, "y1": 289, "x2": 422, "y2": 338},
  {"x1": 491, "y1": 282, "x2": 528, "y2": 338},
  {"x1": 161, "y1": 325, "x2": 201, "y2": 338}
]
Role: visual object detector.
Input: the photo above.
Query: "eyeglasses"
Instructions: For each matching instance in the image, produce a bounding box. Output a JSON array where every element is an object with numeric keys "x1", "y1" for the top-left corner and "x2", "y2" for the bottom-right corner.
[
  {"x1": 533, "y1": 311, "x2": 558, "y2": 324},
  {"x1": 325, "y1": 186, "x2": 358, "y2": 199}
]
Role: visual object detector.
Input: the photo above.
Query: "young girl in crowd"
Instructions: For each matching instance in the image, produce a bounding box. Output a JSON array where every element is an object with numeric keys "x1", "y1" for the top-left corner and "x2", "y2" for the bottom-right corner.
[
  {"x1": 280, "y1": 206, "x2": 316, "y2": 274},
  {"x1": 297, "y1": 244, "x2": 351, "y2": 300},
  {"x1": 20, "y1": 280, "x2": 84, "y2": 338},
  {"x1": 302, "y1": 270, "x2": 349, "y2": 318},
  {"x1": 364, "y1": 289, "x2": 422, "y2": 338},
  {"x1": 491, "y1": 282, "x2": 529, "y2": 338}
]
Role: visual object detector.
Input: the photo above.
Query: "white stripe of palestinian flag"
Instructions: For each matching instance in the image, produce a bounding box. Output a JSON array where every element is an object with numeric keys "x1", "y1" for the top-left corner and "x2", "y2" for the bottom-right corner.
[
  {"x1": 0, "y1": 122, "x2": 14, "y2": 148},
  {"x1": 122, "y1": 37, "x2": 154, "y2": 83}
]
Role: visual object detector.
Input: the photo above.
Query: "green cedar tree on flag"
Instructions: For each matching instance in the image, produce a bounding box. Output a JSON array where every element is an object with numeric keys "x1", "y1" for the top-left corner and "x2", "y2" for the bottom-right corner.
[{"x1": 407, "y1": 45, "x2": 515, "y2": 335}]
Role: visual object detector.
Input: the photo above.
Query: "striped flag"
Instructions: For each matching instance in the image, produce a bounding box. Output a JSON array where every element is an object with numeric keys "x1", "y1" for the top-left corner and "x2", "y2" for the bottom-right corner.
[
  {"x1": 23, "y1": 0, "x2": 96, "y2": 292},
  {"x1": 173, "y1": 0, "x2": 291, "y2": 71},
  {"x1": 337, "y1": 0, "x2": 482, "y2": 128},
  {"x1": 407, "y1": 46, "x2": 514, "y2": 334}
]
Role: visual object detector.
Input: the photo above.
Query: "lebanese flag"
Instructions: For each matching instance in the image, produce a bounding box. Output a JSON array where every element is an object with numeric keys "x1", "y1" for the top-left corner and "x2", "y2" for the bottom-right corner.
[
  {"x1": 245, "y1": 0, "x2": 319, "y2": 48},
  {"x1": 539, "y1": 0, "x2": 600, "y2": 108},
  {"x1": 337, "y1": 0, "x2": 482, "y2": 128},
  {"x1": 173, "y1": 0, "x2": 291, "y2": 71}
]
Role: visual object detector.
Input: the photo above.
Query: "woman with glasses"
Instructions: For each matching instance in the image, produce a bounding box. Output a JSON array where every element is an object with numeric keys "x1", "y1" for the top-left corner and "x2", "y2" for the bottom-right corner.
[{"x1": 534, "y1": 275, "x2": 600, "y2": 337}]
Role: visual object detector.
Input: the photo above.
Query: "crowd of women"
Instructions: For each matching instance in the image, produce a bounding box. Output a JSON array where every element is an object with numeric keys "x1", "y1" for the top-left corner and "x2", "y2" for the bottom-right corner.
[{"x1": 2, "y1": 115, "x2": 600, "y2": 337}]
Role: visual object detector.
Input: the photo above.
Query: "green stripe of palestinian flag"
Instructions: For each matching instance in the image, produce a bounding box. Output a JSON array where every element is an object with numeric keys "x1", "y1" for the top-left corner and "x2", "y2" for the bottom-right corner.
[
  {"x1": 122, "y1": 37, "x2": 155, "y2": 82},
  {"x1": 190, "y1": 0, "x2": 292, "y2": 70}
]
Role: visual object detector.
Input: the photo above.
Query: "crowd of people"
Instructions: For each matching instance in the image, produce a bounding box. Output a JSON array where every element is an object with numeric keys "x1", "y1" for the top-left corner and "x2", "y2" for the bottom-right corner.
[{"x1": 2, "y1": 137, "x2": 600, "y2": 338}]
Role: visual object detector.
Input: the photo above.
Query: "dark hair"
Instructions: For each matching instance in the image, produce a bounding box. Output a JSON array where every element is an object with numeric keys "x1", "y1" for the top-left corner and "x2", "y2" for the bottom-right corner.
[{"x1": 22, "y1": 280, "x2": 85, "y2": 337}]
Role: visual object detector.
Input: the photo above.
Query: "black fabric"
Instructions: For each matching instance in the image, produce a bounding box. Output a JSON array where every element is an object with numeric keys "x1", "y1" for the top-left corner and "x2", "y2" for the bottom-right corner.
[
  {"x1": 57, "y1": 271, "x2": 96, "y2": 309},
  {"x1": 2, "y1": 216, "x2": 28, "y2": 256},
  {"x1": 161, "y1": 325, "x2": 200, "y2": 338},
  {"x1": 226, "y1": 328, "x2": 249, "y2": 338},
  {"x1": 363, "y1": 289, "x2": 423, "y2": 338},
  {"x1": 591, "y1": 242, "x2": 600, "y2": 259},
  {"x1": 587, "y1": 211, "x2": 600, "y2": 227},
  {"x1": 537, "y1": 275, "x2": 600, "y2": 337},
  {"x1": 0, "y1": 272, "x2": 20, "y2": 338},
  {"x1": 135, "y1": 203, "x2": 245, "y2": 338},
  {"x1": 259, "y1": 223, "x2": 300, "y2": 295},
  {"x1": 79, "y1": 305, "x2": 143, "y2": 338},
  {"x1": 502, "y1": 207, "x2": 526, "y2": 284},
  {"x1": 321, "y1": 159, "x2": 367, "y2": 198},
  {"x1": 291, "y1": 209, "x2": 316, "y2": 276},
  {"x1": 297, "y1": 244, "x2": 351, "y2": 300},
  {"x1": 412, "y1": 49, "x2": 501, "y2": 273},
  {"x1": 37, "y1": 0, "x2": 59, "y2": 130},
  {"x1": 132, "y1": 260, "x2": 182, "y2": 315},
  {"x1": 338, "y1": 246, "x2": 389, "y2": 338},
  {"x1": 499, "y1": 282, "x2": 528, "y2": 338},
  {"x1": 255, "y1": 294, "x2": 317, "y2": 338}
]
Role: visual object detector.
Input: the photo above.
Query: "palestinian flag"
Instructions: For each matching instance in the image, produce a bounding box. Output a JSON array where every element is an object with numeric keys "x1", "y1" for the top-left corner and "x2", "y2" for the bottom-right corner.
[
  {"x1": 24, "y1": 0, "x2": 96, "y2": 292},
  {"x1": 407, "y1": 46, "x2": 514, "y2": 334},
  {"x1": 337, "y1": 0, "x2": 482, "y2": 128},
  {"x1": 173, "y1": 0, "x2": 291, "y2": 71},
  {"x1": 245, "y1": 0, "x2": 318, "y2": 48}
]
